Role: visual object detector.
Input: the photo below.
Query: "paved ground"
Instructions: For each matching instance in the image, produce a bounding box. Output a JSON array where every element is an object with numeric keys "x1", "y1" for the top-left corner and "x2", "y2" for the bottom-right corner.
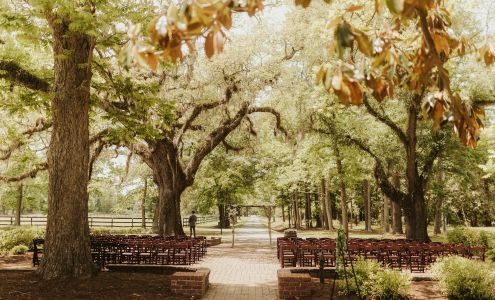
[{"x1": 195, "y1": 215, "x2": 282, "y2": 300}]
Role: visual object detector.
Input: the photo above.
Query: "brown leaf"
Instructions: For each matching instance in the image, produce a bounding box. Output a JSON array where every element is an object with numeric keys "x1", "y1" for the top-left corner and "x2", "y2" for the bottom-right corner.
[
  {"x1": 205, "y1": 31, "x2": 215, "y2": 58},
  {"x1": 346, "y1": 5, "x2": 364, "y2": 12},
  {"x1": 353, "y1": 29, "x2": 373, "y2": 57},
  {"x1": 147, "y1": 53, "x2": 158, "y2": 71},
  {"x1": 432, "y1": 33, "x2": 450, "y2": 56},
  {"x1": 218, "y1": 9, "x2": 232, "y2": 30}
]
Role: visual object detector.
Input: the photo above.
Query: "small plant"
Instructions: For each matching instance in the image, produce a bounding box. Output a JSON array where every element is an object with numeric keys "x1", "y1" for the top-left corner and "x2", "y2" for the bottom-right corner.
[
  {"x1": 9, "y1": 244, "x2": 29, "y2": 255},
  {"x1": 0, "y1": 227, "x2": 44, "y2": 254},
  {"x1": 432, "y1": 256, "x2": 495, "y2": 300},
  {"x1": 366, "y1": 269, "x2": 411, "y2": 300},
  {"x1": 446, "y1": 227, "x2": 495, "y2": 248},
  {"x1": 338, "y1": 257, "x2": 380, "y2": 296}
]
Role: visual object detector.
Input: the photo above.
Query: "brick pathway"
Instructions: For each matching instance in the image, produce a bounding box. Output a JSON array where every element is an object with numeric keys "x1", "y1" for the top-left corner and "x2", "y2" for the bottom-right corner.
[{"x1": 195, "y1": 215, "x2": 282, "y2": 300}]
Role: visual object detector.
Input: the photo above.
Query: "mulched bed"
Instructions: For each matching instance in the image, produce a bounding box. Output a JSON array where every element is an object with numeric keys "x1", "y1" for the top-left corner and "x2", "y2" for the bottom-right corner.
[{"x1": 0, "y1": 270, "x2": 191, "y2": 300}]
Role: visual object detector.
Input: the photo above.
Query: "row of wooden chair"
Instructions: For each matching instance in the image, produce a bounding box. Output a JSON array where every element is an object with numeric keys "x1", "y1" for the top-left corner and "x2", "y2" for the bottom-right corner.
[
  {"x1": 32, "y1": 235, "x2": 208, "y2": 267},
  {"x1": 277, "y1": 237, "x2": 486, "y2": 273}
]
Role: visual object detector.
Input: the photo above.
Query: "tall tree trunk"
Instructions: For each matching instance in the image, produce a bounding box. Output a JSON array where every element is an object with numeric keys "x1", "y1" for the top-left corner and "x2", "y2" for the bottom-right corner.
[
  {"x1": 392, "y1": 173, "x2": 403, "y2": 234},
  {"x1": 383, "y1": 195, "x2": 390, "y2": 233},
  {"x1": 293, "y1": 191, "x2": 301, "y2": 229},
  {"x1": 433, "y1": 170, "x2": 444, "y2": 235},
  {"x1": 152, "y1": 198, "x2": 159, "y2": 232},
  {"x1": 320, "y1": 179, "x2": 329, "y2": 230},
  {"x1": 15, "y1": 183, "x2": 23, "y2": 226},
  {"x1": 363, "y1": 179, "x2": 371, "y2": 231},
  {"x1": 141, "y1": 177, "x2": 148, "y2": 228},
  {"x1": 314, "y1": 190, "x2": 322, "y2": 228},
  {"x1": 404, "y1": 100, "x2": 429, "y2": 241},
  {"x1": 305, "y1": 183, "x2": 311, "y2": 229},
  {"x1": 334, "y1": 143, "x2": 348, "y2": 236},
  {"x1": 38, "y1": 16, "x2": 94, "y2": 279},
  {"x1": 287, "y1": 202, "x2": 292, "y2": 228},
  {"x1": 281, "y1": 198, "x2": 285, "y2": 223},
  {"x1": 149, "y1": 141, "x2": 187, "y2": 236},
  {"x1": 325, "y1": 180, "x2": 334, "y2": 230}
]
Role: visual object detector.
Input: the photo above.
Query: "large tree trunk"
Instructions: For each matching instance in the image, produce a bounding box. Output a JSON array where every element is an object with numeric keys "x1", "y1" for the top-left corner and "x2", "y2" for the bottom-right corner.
[
  {"x1": 149, "y1": 141, "x2": 187, "y2": 236},
  {"x1": 363, "y1": 179, "x2": 371, "y2": 231},
  {"x1": 392, "y1": 173, "x2": 403, "y2": 234},
  {"x1": 38, "y1": 16, "x2": 94, "y2": 279},
  {"x1": 325, "y1": 181, "x2": 334, "y2": 230},
  {"x1": 404, "y1": 101, "x2": 429, "y2": 241},
  {"x1": 305, "y1": 183, "x2": 311, "y2": 229},
  {"x1": 334, "y1": 143, "x2": 349, "y2": 236},
  {"x1": 15, "y1": 183, "x2": 22, "y2": 226}
]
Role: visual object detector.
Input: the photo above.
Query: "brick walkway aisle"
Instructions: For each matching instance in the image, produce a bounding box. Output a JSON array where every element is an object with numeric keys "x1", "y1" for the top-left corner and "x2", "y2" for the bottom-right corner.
[{"x1": 195, "y1": 215, "x2": 282, "y2": 300}]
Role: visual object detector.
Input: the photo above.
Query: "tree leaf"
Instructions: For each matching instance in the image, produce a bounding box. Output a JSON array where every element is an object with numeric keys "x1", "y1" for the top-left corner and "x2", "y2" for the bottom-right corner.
[
  {"x1": 386, "y1": 0, "x2": 404, "y2": 14},
  {"x1": 353, "y1": 29, "x2": 373, "y2": 57},
  {"x1": 346, "y1": 5, "x2": 364, "y2": 12},
  {"x1": 205, "y1": 31, "x2": 215, "y2": 58}
]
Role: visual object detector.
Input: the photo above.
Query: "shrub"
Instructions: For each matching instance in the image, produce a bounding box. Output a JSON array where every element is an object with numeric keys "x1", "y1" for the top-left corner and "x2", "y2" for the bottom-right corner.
[
  {"x1": 367, "y1": 269, "x2": 411, "y2": 300},
  {"x1": 432, "y1": 256, "x2": 495, "y2": 300},
  {"x1": 446, "y1": 227, "x2": 495, "y2": 248},
  {"x1": 486, "y1": 248, "x2": 495, "y2": 262},
  {"x1": 338, "y1": 258, "x2": 381, "y2": 295},
  {"x1": 0, "y1": 227, "x2": 44, "y2": 254},
  {"x1": 9, "y1": 244, "x2": 29, "y2": 255}
]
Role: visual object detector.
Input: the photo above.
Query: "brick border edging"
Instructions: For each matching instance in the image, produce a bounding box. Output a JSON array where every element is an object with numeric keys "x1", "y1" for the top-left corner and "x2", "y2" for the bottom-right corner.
[
  {"x1": 278, "y1": 268, "x2": 313, "y2": 299},
  {"x1": 170, "y1": 267, "x2": 210, "y2": 297}
]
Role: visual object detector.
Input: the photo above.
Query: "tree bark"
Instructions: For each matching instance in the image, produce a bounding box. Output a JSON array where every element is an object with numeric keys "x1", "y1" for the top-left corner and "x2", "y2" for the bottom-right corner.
[
  {"x1": 38, "y1": 15, "x2": 94, "y2": 279},
  {"x1": 141, "y1": 177, "x2": 148, "y2": 228},
  {"x1": 325, "y1": 180, "x2": 334, "y2": 230},
  {"x1": 305, "y1": 183, "x2": 311, "y2": 229},
  {"x1": 320, "y1": 178, "x2": 329, "y2": 230},
  {"x1": 149, "y1": 141, "x2": 187, "y2": 236},
  {"x1": 363, "y1": 179, "x2": 371, "y2": 231},
  {"x1": 383, "y1": 195, "x2": 390, "y2": 233},
  {"x1": 433, "y1": 170, "x2": 444, "y2": 235},
  {"x1": 392, "y1": 173, "x2": 403, "y2": 234},
  {"x1": 15, "y1": 183, "x2": 23, "y2": 226},
  {"x1": 334, "y1": 142, "x2": 348, "y2": 236}
]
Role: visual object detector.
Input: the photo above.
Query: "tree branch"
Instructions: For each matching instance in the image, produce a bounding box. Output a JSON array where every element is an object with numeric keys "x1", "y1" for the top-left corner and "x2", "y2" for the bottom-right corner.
[
  {"x1": 247, "y1": 106, "x2": 288, "y2": 137},
  {"x1": 363, "y1": 97, "x2": 408, "y2": 146},
  {"x1": 0, "y1": 60, "x2": 51, "y2": 92},
  {"x1": 0, "y1": 162, "x2": 48, "y2": 183},
  {"x1": 0, "y1": 118, "x2": 52, "y2": 161}
]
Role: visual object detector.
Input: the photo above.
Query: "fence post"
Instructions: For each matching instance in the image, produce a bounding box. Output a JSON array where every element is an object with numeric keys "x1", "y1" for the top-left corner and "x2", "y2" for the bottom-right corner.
[
  {"x1": 111, "y1": 218, "x2": 113, "y2": 227},
  {"x1": 90, "y1": 217, "x2": 93, "y2": 227},
  {"x1": 131, "y1": 217, "x2": 134, "y2": 228},
  {"x1": 10, "y1": 216, "x2": 12, "y2": 225},
  {"x1": 30, "y1": 217, "x2": 32, "y2": 226}
]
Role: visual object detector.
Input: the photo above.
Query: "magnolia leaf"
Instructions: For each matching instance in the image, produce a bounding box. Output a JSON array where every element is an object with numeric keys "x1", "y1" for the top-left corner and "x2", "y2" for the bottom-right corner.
[
  {"x1": 295, "y1": 0, "x2": 312, "y2": 8},
  {"x1": 432, "y1": 33, "x2": 450, "y2": 56},
  {"x1": 353, "y1": 29, "x2": 373, "y2": 57},
  {"x1": 331, "y1": 73, "x2": 342, "y2": 91},
  {"x1": 347, "y1": 80, "x2": 363, "y2": 105},
  {"x1": 205, "y1": 31, "x2": 215, "y2": 58},
  {"x1": 218, "y1": 9, "x2": 232, "y2": 30},
  {"x1": 316, "y1": 66, "x2": 326, "y2": 85},
  {"x1": 346, "y1": 5, "x2": 364, "y2": 12},
  {"x1": 386, "y1": 0, "x2": 404, "y2": 14},
  {"x1": 147, "y1": 53, "x2": 158, "y2": 71}
]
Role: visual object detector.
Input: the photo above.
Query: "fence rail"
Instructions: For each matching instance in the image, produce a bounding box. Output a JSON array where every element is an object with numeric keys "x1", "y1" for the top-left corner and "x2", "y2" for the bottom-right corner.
[
  {"x1": 182, "y1": 215, "x2": 218, "y2": 227},
  {"x1": 0, "y1": 215, "x2": 218, "y2": 228}
]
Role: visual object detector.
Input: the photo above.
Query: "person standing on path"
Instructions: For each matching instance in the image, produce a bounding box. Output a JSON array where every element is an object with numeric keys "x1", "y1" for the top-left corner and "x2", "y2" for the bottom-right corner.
[{"x1": 189, "y1": 211, "x2": 197, "y2": 237}]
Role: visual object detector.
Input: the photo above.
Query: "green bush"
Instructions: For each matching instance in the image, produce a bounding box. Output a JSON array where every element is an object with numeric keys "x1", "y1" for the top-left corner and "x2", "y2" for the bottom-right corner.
[
  {"x1": 486, "y1": 248, "x2": 495, "y2": 262},
  {"x1": 0, "y1": 227, "x2": 44, "y2": 254},
  {"x1": 339, "y1": 258, "x2": 409, "y2": 299},
  {"x1": 446, "y1": 227, "x2": 495, "y2": 248},
  {"x1": 432, "y1": 256, "x2": 495, "y2": 300},
  {"x1": 366, "y1": 269, "x2": 411, "y2": 300},
  {"x1": 338, "y1": 258, "x2": 380, "y2": 295},
  {"x1": 9, "y1": 244, "x2": 29, "y2": 255}
]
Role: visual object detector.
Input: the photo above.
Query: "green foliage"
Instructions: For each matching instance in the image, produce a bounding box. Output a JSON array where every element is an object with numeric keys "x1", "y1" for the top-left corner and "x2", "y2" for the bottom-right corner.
[
  {"x1": 0, "y1": 226, "x2": 44, "y2": 253},
  {"x1": 446, "y1": 227, "x2": 495, "y2": 248},
  {"x1": 339, "y1": 258, "x2": 410, "y2": 299},
  {"x1": 486, "y1": 249, "x2": 495, "y2": 262},
  {"x1": 338, "y1": 258, "x2": 380, "y2": 296},
  {"x1": 432, "y1": 256, "x2": 495, "y2": 300},
  {"x1": 366, "y1": 269, "x2": 411, "y2": 300},
  {"x1": 9, "y1": 244, "x2": 29, "y2": 255}
]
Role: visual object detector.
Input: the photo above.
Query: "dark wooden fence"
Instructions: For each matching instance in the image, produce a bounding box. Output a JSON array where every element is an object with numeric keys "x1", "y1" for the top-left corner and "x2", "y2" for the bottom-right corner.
[{"x1": 0, "y1": 215, "x2": 217, "y2": 228}]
